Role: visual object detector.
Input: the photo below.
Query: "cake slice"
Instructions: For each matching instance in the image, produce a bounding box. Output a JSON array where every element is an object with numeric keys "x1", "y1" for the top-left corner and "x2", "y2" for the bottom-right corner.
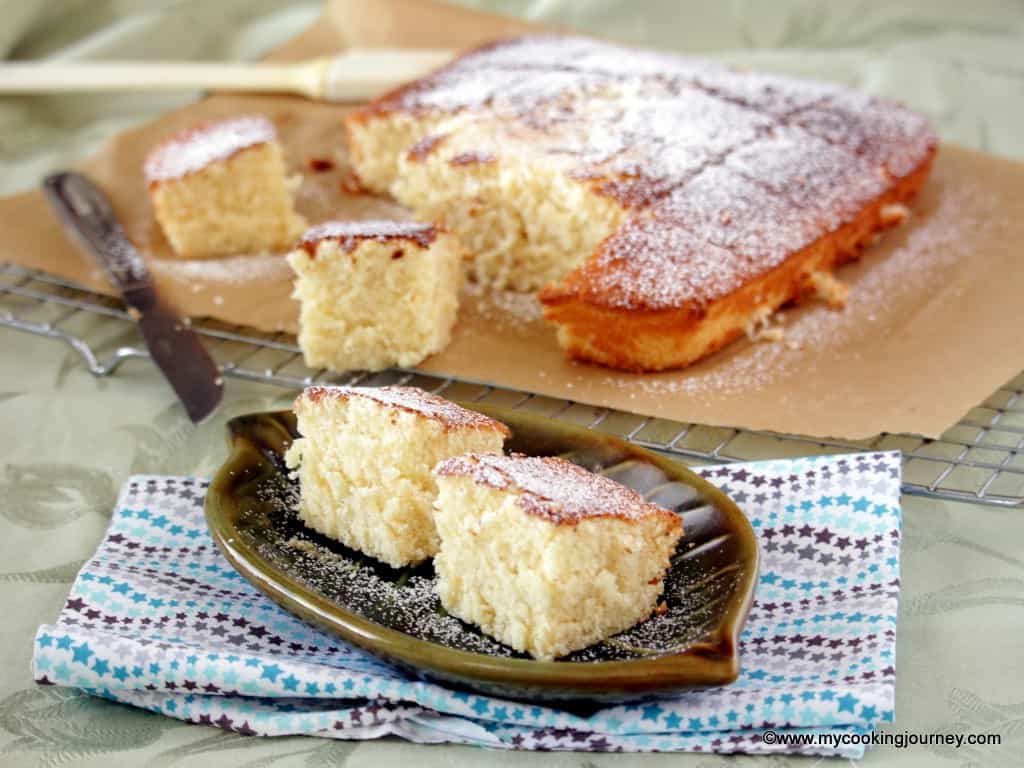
[
  {"x1": 433, "y1": 453, "x2": 683, "y2": 659},
  {"x1": 287, "y1": 220, "x2": 464, "y2": 372},
  {"x1": 285, "y1": 386, "x2": 509, "y2": 568},
  {"x1": 145, "y1": 116, "x2": 306, "y2": 259}
]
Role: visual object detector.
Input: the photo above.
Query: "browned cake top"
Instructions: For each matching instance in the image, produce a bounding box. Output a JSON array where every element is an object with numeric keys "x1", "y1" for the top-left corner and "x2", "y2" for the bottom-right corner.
[
  {"x1": 299, "y1": 386, "x2": 510, "y2": 435},
  {"x1": 353, "y1": 34, "x2": 937, "y2": 312},
  {"x1": 299, "y1": 221, "x2": 438, "y2": 255},
  {"x1": 145, "y1": 116, "x2": 276, "y2": 183},
  {"x1": 436, "y1": 452, "x2": 680, "y2": 527}
]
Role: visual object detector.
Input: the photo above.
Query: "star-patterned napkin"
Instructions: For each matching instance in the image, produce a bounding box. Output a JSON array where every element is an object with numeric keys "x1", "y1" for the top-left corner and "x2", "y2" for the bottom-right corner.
[{"x1": 32, "y1": 452, "x2": 902, "y2": 758}]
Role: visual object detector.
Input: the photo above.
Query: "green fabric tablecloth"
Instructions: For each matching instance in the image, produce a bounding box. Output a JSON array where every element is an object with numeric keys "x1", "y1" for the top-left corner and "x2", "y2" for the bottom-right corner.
[{"x1": 2, "y1": 1, "x2": 1023, "y2": 765}]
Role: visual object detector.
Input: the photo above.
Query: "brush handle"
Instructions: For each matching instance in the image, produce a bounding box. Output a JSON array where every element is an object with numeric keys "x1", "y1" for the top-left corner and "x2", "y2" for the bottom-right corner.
[
  {"x1": 0, "y1": 61, "x2": 321, "y2": 96},
  {"x1": 0, "y1": 49, "x2": 453, "y2": 101}
]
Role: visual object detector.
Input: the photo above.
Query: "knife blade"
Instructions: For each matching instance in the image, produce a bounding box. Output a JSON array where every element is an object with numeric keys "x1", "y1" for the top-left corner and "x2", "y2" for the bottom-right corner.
[{"x1": 43, "y1": 171, "x2": 223, "y2": 424}]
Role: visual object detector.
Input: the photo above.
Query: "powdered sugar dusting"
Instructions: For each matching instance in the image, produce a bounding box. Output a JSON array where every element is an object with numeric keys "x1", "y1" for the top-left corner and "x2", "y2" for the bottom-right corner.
[
  {"x1": 792, "y1": 91, "x2": 937, "y2": 179},
  {"x1": 152, "y1": 252, "x2": 291, "y2": 284},
  {"x1": 282, "y1": 536, "x2": 516, "y2": 656},
  {"x1": 659, "y1": 165, "x2": 818, "y2": 263},
  {"x1": 300, "y1": 220, "x2": 437, "y2": 253},
  {"x1": 725, "y1": 131, "x2": 888, "y2": 229},
  {"x1": 593, "y1": 167, "x2": 999, "y2": 398},
  {"x1": 300, "y1": 385, "x2": 510, "y2": 435},
  {"x1": 144, "y1": 116, "x2": 275, "y2": 182},
  {"x1": 436, "y1": 453, "x2": 677, "y2": 525},
  {"x1": 694, "y1": 69, "x2": 835, "y2": 118},
  {"x1": 573, "y1": 221, "x2": 739, "y2": 311},
  {"x1": 463, "y1": 281, "x2": 543, "y2": 330}
]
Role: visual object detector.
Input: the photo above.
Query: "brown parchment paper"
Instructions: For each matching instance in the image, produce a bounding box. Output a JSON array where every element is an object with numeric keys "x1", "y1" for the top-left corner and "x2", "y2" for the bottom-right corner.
[{"x1": 2, "y1": 0, "x2": 1023, "y2": 440}]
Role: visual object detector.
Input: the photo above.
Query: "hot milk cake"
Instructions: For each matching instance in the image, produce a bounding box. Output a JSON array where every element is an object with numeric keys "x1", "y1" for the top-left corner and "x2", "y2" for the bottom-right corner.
[
  {"x1": 286, "y1": 386, "x2": 509, "y2": 568},
  {"x1": 345, "y1": 35, "x2": 936, "y2": 371},
  {"x1": 433, "y1": 452, "x2": 683, "y2": 659}
]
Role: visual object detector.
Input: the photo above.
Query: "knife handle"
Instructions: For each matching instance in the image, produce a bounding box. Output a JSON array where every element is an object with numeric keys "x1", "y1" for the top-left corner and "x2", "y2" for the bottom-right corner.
[{"x1": 43, "y1": 171, "x2": 152, "y2": 304}]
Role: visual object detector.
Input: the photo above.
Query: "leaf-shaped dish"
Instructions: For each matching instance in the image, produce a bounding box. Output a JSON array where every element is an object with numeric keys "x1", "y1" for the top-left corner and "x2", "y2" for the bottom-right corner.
[{"x1": 205, "y1": 404, "x2": 759, "y2": 701}]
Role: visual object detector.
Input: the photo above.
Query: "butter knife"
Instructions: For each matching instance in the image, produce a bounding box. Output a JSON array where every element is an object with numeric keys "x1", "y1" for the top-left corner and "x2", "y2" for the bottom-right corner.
[{"x1": 43, "y1": 171, "x2": 223, "y2": 424}]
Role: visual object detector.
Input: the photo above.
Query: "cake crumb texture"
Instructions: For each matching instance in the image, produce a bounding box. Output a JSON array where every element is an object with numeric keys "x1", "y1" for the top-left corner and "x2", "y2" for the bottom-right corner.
[
  {"x1": 146, "y1": 116, "x2": 306, "y2": 259},
  {"x1": 288, "y1": 222, "x2": 463, "y2": 372},
  {"x1": 286, "y1": 386, "x2": 508, "y2": 568},
  {"x1": 433, "y1": 453, "x2": 682, "y2": 659}
]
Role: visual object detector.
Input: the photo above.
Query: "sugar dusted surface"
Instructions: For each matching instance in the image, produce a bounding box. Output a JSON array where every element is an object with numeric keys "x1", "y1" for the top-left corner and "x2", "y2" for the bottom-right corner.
[
  {"x1": 792, "y1": 91, "x2": 937, "y2": 179},
  {"x1": 300, "y1": 220, "x2": 437, "y2": 253},
  {"x1": 354, "y1": 34, "x2": 936, "y2": 316},
  {"x1": 145, "y1": 116, "x2": 276, "y2": 182},
  {"x1": 571, "y1": 217, "x2": 738, "y2": 312},
  {"x1": 436, "y1": 453, "x2": 675, "y2": 525},
  {"x1": 300, "y1": 385, "x2": 509, "y2": 435},
  {"x1": 724, "y1": 131, "x2": 888, "y2": 228},
  {"x1": 583, "y1": 165, "x2": 999, "y2": 399}
]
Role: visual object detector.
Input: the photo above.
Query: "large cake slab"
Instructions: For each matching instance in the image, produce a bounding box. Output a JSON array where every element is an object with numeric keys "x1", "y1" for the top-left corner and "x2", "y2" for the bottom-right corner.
[{"x1": 346, "y1": 34, "x2": 936, "y2": 371}]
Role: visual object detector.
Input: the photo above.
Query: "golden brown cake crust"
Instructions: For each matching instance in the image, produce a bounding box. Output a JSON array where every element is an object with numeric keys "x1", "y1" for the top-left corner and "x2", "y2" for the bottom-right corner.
[
  {"x1": 540, "y1": 151, "x2": 935, "y2": 371},
  {"x1": 299, "y1": 386, "x2": 510, "y2": 435},
  {"x1": 299, "y1": 221, "x2": 438, "y2": 255},
  {"x1": 436, "y1": 452, "x2": 682, "y2": 528}
]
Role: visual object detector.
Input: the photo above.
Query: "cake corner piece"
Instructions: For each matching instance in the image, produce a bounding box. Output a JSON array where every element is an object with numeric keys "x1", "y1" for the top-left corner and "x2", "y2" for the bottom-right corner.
[
  {"x1": 145, "y1": 115, "x2": 306, "y2": 259},
  {"x1": 432, "y1": 452, "x2": 683, "y2": 659},
  {"x1": 286, "y1": 385, "x2": 509, "y2": 568},
  {"x1": 287, "y1": 220, "x2": 465, "y2": 373}
]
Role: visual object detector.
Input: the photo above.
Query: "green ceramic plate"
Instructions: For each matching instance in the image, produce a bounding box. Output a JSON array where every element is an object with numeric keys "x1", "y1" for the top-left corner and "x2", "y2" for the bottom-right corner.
[{"x1": 205, "y1": 403, "x2": 759, "y2": 701}]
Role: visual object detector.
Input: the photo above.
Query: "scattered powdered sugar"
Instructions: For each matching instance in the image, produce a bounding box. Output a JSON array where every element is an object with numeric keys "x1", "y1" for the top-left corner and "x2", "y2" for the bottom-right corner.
[
  {"x1": 144, "y1": 116, "x2": 275, "y2": 182},
  {"x1": 724, "y1": 130, "x2": 888, "y2": 228},
  {"x1": 594, "y1": 166, "x2": 1000, "y2": 398},
  {"x1": 436, "y1": 453, "x2": 676, "y2": 525},
  {"x1": 573, "y1": 219, "x2": 738, "y2": 311},
  {"x1": 301, "y1": 385, "x2": 510, "y2": 434},
  {"x1": 280, "y1": 536, "x2": 516, "y2": 657},
  {"x1": 660, "y1": 164, "x2": 819, "y2": 263},
  {"x1": 791, "y1": 91, "x2": 937, "y2": 179},
  {"x1": 694, "y1": 68, "x2": 836, "y2": 119},
  {"x1": 384, "y1": 66, "x2": 529, "y2": 114},
  {"x1": 151, "y1": 251, "x2": 292, "y2": 284},
  {"x1": 462, "y1": 281, "x2": 543, "y2": 329}
]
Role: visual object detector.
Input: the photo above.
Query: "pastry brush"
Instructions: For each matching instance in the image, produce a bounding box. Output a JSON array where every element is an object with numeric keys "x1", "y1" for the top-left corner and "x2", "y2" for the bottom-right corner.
[{"x1": 0, "y1": 48, "x2": 454, "y2": 102}]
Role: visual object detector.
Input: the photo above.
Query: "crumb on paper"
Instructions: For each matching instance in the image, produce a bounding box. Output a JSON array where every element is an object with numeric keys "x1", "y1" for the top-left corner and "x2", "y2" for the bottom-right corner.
[
  {"x1": 808, "y1": 270, "x2": 849, "y2": 310},
  {"x1": 880, "y1": 202, "x2": 911, "y2": 227},
  {"x1": 307, "y1": 157, "x2": 335, "y2": 173},
  {"x1": 745, "y1": 305, "x2": 785, "y2": 343},
  {"x1": 339, "y1": 172, "x2": 366, "y2": 195}
]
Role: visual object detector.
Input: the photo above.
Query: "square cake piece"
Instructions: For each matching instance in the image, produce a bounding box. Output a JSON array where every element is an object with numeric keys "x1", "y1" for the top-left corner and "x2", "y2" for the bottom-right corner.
[
  {"x1": 433, "y1": 453, "x2": 683, "y2": 659},
  {"x1": 145, "y1": 116, "x2": 306, "y2": 259},
  {"x1": 285, "y1": 386, "x2": 509, "y2": 568},
  {"x1": 287, "y1": 220, "x2": 464, "y2": 372}
]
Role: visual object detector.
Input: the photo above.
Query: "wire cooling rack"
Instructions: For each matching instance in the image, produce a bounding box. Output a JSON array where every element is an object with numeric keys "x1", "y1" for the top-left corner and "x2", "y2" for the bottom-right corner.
[{"x1": 3, "y1": 261, "x2": 1022, "y2": 507}]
